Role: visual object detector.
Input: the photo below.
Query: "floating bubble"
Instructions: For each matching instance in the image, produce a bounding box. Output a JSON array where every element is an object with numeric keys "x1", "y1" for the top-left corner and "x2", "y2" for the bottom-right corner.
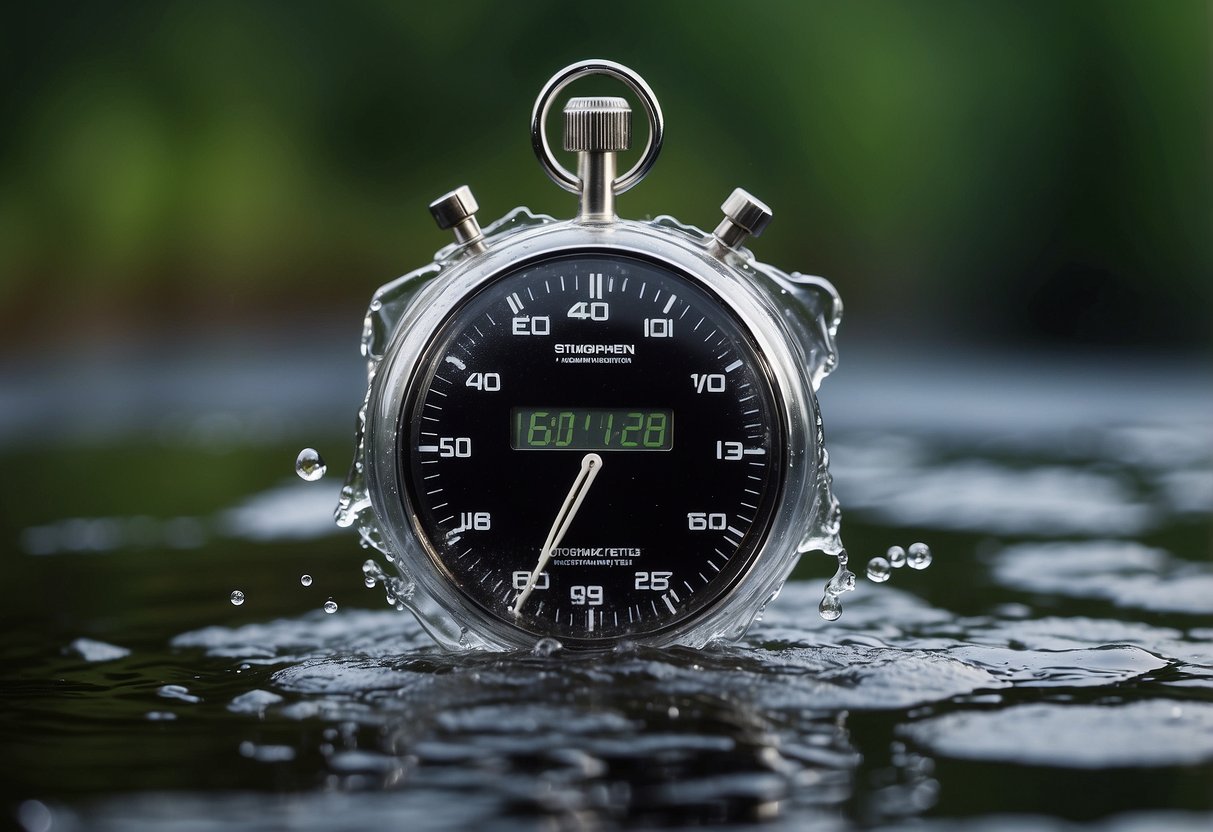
[
  {"x1": 887, "y1": 545, "x2": 907, "y2": 568},
  {"x1": 323, "y1": 599, "x2": 338, "y2": 614},
  {"x1": 818, "y1": 594, "x2": 842, "y2": 621},
  {"x1": 295, "y1": 448, "x2": 327, "y2": 482},
  {"x1": 300, "y1": 574, "x2": 313, "y2": 587},
  {"x1": 908, "y1": 542, "x2": 933, "y2": 570},
  {"x1": 867, "y1": 557, "x2": 892, "y2": 583},
  {"x1": 230, "y1": 590, "x2": 245, "y2": 606}
]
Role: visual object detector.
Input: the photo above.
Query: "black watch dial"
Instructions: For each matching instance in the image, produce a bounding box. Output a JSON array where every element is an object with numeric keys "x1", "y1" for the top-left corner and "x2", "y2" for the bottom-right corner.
[{"x1": 402, "y1": 251, "x2": 784, "y2": 643}]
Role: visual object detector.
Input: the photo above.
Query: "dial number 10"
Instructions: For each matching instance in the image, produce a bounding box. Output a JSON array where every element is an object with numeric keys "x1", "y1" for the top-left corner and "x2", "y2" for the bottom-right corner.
[{"x1": 691, "y1": 373, "x2": 725, "y2": 393}]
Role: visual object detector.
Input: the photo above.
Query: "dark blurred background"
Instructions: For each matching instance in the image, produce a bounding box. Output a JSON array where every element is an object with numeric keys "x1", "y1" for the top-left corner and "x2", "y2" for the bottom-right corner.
[{"x1": 1, "y1": 0, "x2": 1209, "y2": 363}]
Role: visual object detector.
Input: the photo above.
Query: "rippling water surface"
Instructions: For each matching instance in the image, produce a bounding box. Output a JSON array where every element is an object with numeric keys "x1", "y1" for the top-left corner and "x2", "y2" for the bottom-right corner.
[{"x1": 1, "y1": 346, "x2": 1210, "y2": 830}]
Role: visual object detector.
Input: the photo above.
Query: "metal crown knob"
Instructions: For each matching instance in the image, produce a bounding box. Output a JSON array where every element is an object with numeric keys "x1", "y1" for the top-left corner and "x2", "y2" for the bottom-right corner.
[
  {"x1": 563, "y1": 97, "x2": 632, "y2": 152},
  {"x1": 714, "y1": 188, "x2": 773, "y2": 249},
  {"x1": 429, "y1": 185, "x2": 485, "y2": 253}
]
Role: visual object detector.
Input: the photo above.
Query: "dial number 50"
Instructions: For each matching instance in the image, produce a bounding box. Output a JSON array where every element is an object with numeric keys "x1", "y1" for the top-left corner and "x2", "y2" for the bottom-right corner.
[{"x1": 439, "y1": 437, "x2": 472, "y2": 458}]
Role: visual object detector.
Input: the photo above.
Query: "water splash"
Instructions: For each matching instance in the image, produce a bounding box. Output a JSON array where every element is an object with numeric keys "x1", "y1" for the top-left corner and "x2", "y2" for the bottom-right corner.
[
  {"x1": 295, "y1": 448, "x2": 327, "y2": 482},
  {"x1": 532, "y1": 637, "x2": 563, "y2": 656},
  {"x1": 335, "y1": 209, "x2": 858, "y2": 638},
  {"x1": 794, "y1": 439, "x2": 859, "y2": 621}
]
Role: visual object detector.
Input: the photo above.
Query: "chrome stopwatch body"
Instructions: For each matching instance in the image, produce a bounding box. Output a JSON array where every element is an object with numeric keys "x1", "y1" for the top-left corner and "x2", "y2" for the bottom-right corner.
[{"x1": 337, "y1": 60, "x2": 842, "y2": 650}]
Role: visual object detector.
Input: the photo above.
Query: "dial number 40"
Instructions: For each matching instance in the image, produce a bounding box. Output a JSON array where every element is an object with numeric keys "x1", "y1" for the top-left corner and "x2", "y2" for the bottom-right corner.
[
  {"x1": 567, "y1": 302, "x2": 609, "y2": 321},
  {"x1": 464, "y1": 372, "x2": 501, "y2": 391}
]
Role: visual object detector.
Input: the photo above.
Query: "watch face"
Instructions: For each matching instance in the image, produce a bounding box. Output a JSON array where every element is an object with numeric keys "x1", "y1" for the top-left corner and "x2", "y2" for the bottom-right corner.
[{"x1": 400, "y1": 251, "x2": 784, "y2": 644}]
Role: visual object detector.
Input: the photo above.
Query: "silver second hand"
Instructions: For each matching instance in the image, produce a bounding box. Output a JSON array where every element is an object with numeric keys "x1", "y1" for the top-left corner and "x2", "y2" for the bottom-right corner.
[{"x1": 510, "y1": 453, "x2": 603, "y2": 617}]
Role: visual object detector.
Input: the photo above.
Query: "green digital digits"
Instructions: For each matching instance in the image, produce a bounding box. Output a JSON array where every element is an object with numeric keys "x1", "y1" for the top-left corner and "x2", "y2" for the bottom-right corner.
[{"x1": 512, "y1": 408, "x2": 673, "y2": 450}]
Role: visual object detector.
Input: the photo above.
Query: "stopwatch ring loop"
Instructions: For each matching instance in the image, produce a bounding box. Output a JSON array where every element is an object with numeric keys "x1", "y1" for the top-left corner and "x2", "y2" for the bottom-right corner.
[{"x1": 531, "y1": 59, "x2": 664, "y2": 195}]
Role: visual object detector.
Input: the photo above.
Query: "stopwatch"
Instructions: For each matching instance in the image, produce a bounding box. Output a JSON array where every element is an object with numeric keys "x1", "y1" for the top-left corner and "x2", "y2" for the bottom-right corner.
[{"x1": 336, "y1": 59, "x2": 844, "y2": 650}]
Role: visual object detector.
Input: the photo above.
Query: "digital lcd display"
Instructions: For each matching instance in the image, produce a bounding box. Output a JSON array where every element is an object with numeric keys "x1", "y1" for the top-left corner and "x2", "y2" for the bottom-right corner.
[{"x1": 511, "y1": 408, "x2": 673, "y2": 451}]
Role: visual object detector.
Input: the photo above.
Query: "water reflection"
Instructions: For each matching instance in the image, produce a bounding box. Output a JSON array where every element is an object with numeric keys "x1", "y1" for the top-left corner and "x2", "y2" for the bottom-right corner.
[{"x1": 5, "y1": 351, "x2": 1212, "y2": 830}]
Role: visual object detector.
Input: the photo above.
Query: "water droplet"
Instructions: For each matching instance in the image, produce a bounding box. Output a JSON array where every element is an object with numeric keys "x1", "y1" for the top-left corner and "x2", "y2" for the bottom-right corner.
[
  {"x1": 827, "y1": 568, "x2": 855, "y2": 595},
  {"x1": 230, "y1": 590, "x2": 245, "y2": 606},
  {"x1": 532, "y1": 637, "x2": 563, "y2": 656},
  {"x1": 887, "y1": 545, "x2": 907, "y2": 568},
  {"x1": 295, "y1": 448, "x2": 327, "y2": 482},
  {"x1": 908, "y1": 542, "x2": 933, "y2": 570},
  {"x1": 300, "y1": 574, "x2": 313, "y2": 587},
  {"x1": 323, "y1": 598, "x2": 338, "y2": 614},
  {"x1": 364, "y1": 576, "x2": 376, "y2": 588},
  {"x1": 818, "y1": 594, "x2": 842, "y2": 621},
  {"x1": 866, "y1": 557, "x2": 891, "y2": 583}
]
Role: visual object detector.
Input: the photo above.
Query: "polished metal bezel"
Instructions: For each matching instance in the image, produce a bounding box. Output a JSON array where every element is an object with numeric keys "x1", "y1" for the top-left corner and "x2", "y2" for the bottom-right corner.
[{"x1": 362, "y1": 218, "x2": 826, "y2": 650}]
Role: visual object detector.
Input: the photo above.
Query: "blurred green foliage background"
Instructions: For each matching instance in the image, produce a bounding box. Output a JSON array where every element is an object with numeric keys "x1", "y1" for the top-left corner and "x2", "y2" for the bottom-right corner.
[{"x1": 1, "y1": 0, "x2": 1208, "y2": 354}]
